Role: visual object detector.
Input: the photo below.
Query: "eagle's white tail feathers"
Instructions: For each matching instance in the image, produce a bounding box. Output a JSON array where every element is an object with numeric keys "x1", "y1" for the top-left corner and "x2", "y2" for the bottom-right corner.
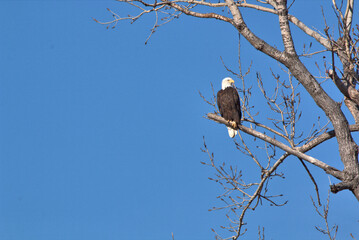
[{"x1": 227, "y1": 127, "x2": 238, "y2": 138}]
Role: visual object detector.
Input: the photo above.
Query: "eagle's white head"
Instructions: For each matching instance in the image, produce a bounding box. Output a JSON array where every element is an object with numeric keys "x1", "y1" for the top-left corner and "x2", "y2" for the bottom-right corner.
[{"x1": 221, "y1": 77, "x2": 235, "y2": 90}]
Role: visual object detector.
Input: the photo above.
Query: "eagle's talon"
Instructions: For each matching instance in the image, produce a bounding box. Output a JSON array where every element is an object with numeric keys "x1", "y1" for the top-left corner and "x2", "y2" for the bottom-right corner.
[{"x1": 229, "y1": 120, "x2": 237, "y2": 129}]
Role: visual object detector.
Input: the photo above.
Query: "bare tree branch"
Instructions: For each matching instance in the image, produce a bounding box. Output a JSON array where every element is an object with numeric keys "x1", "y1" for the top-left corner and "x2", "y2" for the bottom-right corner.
[{"x1": 207, "y1": 113, "x2": 344, "y2": 180}]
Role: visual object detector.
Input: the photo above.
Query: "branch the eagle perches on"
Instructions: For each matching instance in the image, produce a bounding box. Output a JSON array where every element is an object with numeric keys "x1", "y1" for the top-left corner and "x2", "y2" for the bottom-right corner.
[{"x1": 207, "y1": 112, "x2": 359, "y2": 193}]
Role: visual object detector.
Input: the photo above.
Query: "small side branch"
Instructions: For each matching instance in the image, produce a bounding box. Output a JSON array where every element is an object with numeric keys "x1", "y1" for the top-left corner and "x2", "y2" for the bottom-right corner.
[
  {"x1": 298, "y1": 124, "x2": 359, "y2": 153},
  {"x1": 311, "y1": 192, "x2": 338, "y2": 240},
  {"x1": 298, "y1": 157, "x2": 322, "y2": 206},
  {"x1": 330, "y1": 176, "x2": 359, "y2": 193}
]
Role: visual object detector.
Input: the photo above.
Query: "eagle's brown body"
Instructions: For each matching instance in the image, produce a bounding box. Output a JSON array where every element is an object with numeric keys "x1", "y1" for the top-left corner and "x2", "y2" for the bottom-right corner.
[{"x1": 217, "y1": 87, "x2": 241, "y2": 128}]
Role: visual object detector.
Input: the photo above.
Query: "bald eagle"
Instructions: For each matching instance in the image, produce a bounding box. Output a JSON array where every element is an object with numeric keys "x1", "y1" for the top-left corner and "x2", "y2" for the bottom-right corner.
[{"x1": 217, "y1": 77, "x2": 241, "y2": 138}]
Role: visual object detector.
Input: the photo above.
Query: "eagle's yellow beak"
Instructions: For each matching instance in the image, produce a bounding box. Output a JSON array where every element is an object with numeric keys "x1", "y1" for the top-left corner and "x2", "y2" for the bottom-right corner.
[{"x1": 229, "y1": 79, "x2": 235, "y2": 83}]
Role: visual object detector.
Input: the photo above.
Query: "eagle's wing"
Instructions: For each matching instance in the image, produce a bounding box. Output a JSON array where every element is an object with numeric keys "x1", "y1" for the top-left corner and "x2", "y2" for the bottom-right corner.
[
  {"x1": 231, "y1": 88, "x2": 241, "y2": 116},
  {"x1": 217, "y1": 89, "x2": 224, "y2": 116},
  {"x1": 226, "y1": 87, "x2": 241, "y2": 124}
]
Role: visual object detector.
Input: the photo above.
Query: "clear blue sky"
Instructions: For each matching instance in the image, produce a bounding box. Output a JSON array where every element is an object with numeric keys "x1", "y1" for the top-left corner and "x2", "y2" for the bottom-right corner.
[{"x1": 0, "y1": 0, "x2": 358, "y2": 239}]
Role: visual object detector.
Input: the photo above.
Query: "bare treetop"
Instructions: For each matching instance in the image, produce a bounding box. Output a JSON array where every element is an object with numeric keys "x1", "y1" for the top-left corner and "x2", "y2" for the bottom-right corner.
[{"x1": 96, "y1": 0, "x2": 359, "y2": 238}]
